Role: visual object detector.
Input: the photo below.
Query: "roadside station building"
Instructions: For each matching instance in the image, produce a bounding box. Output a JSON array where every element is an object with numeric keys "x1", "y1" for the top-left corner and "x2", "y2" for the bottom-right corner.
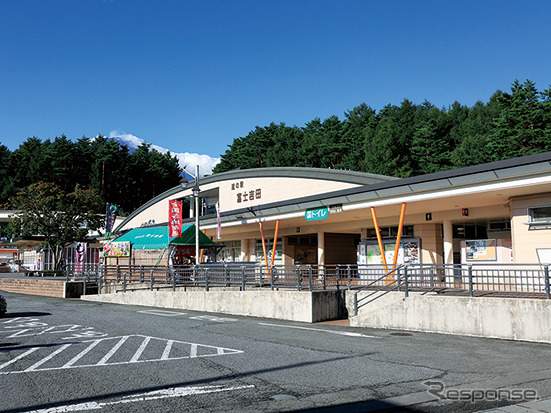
[{"x1": 112, "y1": 152, "x2": 551, "y2": 268}]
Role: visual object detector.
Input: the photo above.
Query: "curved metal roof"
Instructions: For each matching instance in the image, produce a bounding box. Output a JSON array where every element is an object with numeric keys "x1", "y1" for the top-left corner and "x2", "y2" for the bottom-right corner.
[
  {"x1": 115, "y1": 167, "x2": 397, "y2": 232},
  {"x1": 116, "y1": 152, "x2": 551, "y2": 232}
]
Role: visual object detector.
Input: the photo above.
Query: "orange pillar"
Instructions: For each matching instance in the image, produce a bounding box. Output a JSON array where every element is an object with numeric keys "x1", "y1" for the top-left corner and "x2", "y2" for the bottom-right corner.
[
  {"x1": 270, "y1": 220, "x2": 280, "y2": 267},
  {"x1": 392, "y1": 203, "x2": 407, "y2": 269},
  {"x1": 259, "y1": 221, "x2": 270, "y2": 274},
  {"x1": 370, "y1": 207, "x2": 388, "y2": 272}
]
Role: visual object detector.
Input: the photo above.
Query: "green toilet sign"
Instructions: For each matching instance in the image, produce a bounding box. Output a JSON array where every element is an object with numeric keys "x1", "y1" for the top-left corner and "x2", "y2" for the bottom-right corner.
[{"x1": 305, "y1": 206, "x2": 329, "y2": 221}]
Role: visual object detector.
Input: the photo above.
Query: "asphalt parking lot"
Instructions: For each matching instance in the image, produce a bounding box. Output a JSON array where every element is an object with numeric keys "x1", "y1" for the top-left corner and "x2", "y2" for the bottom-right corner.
[{"x1": 1, "y1": 291, "x2": 551, "y2": 412}]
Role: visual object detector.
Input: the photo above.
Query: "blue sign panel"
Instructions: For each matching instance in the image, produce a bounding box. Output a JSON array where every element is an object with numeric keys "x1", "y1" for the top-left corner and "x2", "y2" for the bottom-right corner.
[{"x1": 305, "y1": 207, "x2": 329, "y2": 221}]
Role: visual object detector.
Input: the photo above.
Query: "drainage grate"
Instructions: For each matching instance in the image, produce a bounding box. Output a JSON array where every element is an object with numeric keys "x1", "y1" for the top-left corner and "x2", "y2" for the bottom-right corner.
[{"x1": 390, "y1": 332, "x2": 413, "y2": 336}]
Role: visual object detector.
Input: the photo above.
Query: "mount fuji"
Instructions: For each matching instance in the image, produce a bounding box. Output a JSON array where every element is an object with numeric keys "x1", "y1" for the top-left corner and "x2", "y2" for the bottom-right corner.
[{"x1": 107, "y1": 131, "x2": 221, "y2": 177}]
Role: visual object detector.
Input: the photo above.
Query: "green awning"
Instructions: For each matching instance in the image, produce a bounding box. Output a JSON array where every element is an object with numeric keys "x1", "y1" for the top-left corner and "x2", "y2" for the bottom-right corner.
[
  {"x1": 111, "y1": 225, "x2": 215, "y2": 250},
  {"x1": 171, "y1": 224, "x2": 215, "y2": 246}
]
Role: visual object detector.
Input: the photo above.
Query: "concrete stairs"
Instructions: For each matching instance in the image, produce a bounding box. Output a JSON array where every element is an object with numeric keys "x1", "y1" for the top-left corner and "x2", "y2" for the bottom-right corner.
[{"x1": 0, "y1": 277, "x2": 67, "y2": 298}]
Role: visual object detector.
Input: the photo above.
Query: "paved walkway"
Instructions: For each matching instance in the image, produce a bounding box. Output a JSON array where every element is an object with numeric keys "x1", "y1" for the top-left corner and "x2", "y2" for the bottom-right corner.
[{"x1": 479, "y1": 398, "x2": 551, "y2": 412}]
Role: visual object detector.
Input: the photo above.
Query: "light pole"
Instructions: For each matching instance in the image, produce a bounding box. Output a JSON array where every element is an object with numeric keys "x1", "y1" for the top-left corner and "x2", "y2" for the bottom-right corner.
[{"x1": 192, "y1": 165, "x2": 200, "y2": 266}]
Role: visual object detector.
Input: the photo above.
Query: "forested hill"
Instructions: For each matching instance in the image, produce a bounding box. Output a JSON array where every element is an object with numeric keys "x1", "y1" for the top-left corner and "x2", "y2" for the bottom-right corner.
[
  {"x1": 1, "y1": 80, "x2": 549, "y2": 216},
  {"x1": 213, "y1": 80, "x2": 551, "y2": 177},
  {"x1": 0, "y1": 136, "x2": 182, "y2": 215}
]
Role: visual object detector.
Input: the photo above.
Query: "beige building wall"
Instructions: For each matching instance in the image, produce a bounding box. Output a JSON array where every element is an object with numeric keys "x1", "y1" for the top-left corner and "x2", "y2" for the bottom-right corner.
[
  {"x1": 218, "y1": 177, "x2": 360, "y2": 212},
  {"x1": 511, "y1": 193, "x2": 551, "y2": 263},
  {"x1": 414, "y1": 224, "x2": 443, "y2": 265},
  {"x1": 123, "y1": 198, "x2": 171, "y2": 230},
  {"x1": 119, "y1": 176, "x2": 361, "y2": 232}
]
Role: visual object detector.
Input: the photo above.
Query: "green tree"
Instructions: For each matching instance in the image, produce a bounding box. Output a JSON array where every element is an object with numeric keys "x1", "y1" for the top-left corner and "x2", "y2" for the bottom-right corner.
[
  {"x1": 8, "y1": 182, "x2": 104, "y2": 270},
  {"x1": 488, "y1": 80, "x2": 551, "y2": 160},
  {"x1": 342, "y1": 103, "x2": 378, "y2": 171},
  {"x1": 450, "y1": 96, "x2": 501, "y2": 167},
  {"x1": 10, "y1": 137, "x2": 46, "y2": 188},
  {"x1": 89, "y1": 136, "x2": 130, "y2": 211},
  {"x1": 214, "y1": 124, "x2": 280, "y2": 173},
  {"x1": 0, "y1": 143, "x2": 14, "y2": 202},
  {"x1": 262, "y1": 124, "x2": 305, "y2": 167},
  {"x1": 127, "y1": 143, "x2": 182, "y2": 210},
  {"x1": 410, "y1": 101, "x2": 456, "y2": 174},
  {"x1": 300, "y1": 116, "x2": 345, "y2": 169},
  {"x1": 364, "y1": 101, "x2": 416, "y2": 177},
  {"x1": 43, "y1": 136, "x2": 76, "y2": 192}
]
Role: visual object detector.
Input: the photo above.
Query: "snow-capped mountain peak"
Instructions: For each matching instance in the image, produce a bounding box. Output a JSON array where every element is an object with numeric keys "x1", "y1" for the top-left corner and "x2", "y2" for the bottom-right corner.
[{"x1": 107, "y1": 131, "x2": 221, "y2": 177}]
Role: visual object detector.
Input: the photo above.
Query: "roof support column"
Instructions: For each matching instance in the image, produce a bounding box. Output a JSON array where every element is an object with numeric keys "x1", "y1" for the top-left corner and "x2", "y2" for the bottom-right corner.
[
  {"x1": 443, "y1": 220, "x2": 453, "y2": 265},
  {"x1": 317, "y1": 232, "x2": 325, "y2": 267},
  {"x1": 239, "y1": 239, "x2": 248, "y2": 262}
]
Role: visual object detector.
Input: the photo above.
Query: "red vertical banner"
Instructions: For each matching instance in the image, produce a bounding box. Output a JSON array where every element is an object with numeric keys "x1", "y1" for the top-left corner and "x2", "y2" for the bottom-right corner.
[{"x1": 169, "y1": 200, "x2": 183, "y2": 238}]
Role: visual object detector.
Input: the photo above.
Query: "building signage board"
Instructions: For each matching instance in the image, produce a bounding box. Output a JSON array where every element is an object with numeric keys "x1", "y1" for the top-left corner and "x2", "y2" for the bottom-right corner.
[
  {"x1": 305, "y1": 207, "x2": 329, "y2": 221},
  {"x1": 104, "y1": 241, "x2": 131, "y2": 257},
  {"x1": 466, "y1": 239, "x2": 497, "y2": 261}
]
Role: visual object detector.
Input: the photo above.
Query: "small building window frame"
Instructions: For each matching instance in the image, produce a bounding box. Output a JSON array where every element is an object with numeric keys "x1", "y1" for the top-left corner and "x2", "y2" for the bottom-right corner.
[{"x1": 527, "y1": 206, "x2": 551, "y2": 228}]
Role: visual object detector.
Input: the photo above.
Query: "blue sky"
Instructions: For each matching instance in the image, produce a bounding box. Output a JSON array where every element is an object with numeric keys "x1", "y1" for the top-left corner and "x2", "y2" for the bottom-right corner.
[{"x1": 1, "y1": 0, "x2": 550, "y2": 170}]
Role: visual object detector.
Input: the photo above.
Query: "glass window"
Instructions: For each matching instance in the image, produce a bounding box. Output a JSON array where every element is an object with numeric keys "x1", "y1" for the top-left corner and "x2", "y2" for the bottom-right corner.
[
  {"x1": 529, "y1": 206, "x2": 551, "y2": 223},
  {"x1": 254, "y1": 238, "x2": 283, "y2": 264},
  {"x1": 367, "y1": 225, "x2": 413, "y2": 239},
  {"x1": 216, "y1": 240, "x2": 241, "y2": 262}
]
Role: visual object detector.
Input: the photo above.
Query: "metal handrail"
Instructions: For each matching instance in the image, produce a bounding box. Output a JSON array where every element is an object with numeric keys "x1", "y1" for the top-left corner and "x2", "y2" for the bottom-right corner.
[
  {"x1": 87, "y1": 262, "x2": 551, "y2": 298},
  {"x1": 353, "y1": 265, "x2": 405, "y2": 316}
]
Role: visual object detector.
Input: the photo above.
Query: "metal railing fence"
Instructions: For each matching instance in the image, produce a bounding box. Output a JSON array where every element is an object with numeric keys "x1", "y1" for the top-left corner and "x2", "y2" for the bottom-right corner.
[{"x1": 66, "y1": 262, "x2": 551, "y2": 300}]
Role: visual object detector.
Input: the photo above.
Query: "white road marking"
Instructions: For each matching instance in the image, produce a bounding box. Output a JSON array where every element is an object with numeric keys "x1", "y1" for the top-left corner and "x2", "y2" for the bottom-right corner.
[
  {"x1": 25, "y1": 344, "x2": 71, "y2": 372},
  {"x1": 258, "y1": 322, "x2": 381, "y2": 339},
  {"x1": 3, "y1": 317, "x2": 31, "y2": 324},
  {"x1": 2, "y1": 320, "x2": 106, "y2": 341},
  {"x1": 97, "y1": 336, "x2": 128, "y2": 365},
  {"x1": 161, "y1": 340, "x2": 174, "y2": 360},
  {"x1": 137, "y1": 310, "x2": 187, "y2": 316},
  {"x1": 0, "y1": 335, "x2": 244, "y2": 375},
  {"x1": 189, "y1": 315, "x2": 238, "y2": 322},
  {"x1": 190, "y1": 343, "x2": 198, "y2": 358},
  {"x1": 27, "y1": 384, "x2": 256, "y2": 412},
  {"x1": 0, "y1": 348, "x2": 38, "y2": 370},
  {"x1": 63, "y1": 340, "x2": 102, "y2": 368},
  {"x1": 130, "y1": 336, "x2": 151, "y2": 362}
]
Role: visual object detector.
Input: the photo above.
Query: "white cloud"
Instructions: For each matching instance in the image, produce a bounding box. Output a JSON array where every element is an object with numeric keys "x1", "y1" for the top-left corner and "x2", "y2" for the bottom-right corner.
[{"x1": 107, "y1": 131, "x2": 221, "y2": 176}]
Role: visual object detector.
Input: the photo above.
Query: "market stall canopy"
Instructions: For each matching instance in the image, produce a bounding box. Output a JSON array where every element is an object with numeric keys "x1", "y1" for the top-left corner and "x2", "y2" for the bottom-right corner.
[
  {"x1": 171, "y1": 224, "x2": 214, "y2": 247},
  {"x1": 111, "y1": 225, "x2": 215, "y2": 250}
]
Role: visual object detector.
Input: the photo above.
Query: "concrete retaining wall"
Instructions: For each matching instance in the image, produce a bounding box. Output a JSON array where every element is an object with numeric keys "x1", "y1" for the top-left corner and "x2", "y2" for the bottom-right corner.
[
  {"x1": 348, "y1": 291, "x2": 551, "y2": 343},
  {"x1": 81, "y1": 290, "x2": 345, "y2": 323}
]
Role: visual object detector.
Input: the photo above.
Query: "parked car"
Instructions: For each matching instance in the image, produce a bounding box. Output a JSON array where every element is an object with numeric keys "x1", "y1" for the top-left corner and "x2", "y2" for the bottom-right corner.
[{"x1": 0, "y1": 294, "x2": 6, "y2": 315}]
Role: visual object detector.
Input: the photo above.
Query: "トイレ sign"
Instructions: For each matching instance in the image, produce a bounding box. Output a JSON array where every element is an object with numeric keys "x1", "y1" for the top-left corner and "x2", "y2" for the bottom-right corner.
[{"x1": 305, "y1": 207, "x2": 329, "y2": 221}]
